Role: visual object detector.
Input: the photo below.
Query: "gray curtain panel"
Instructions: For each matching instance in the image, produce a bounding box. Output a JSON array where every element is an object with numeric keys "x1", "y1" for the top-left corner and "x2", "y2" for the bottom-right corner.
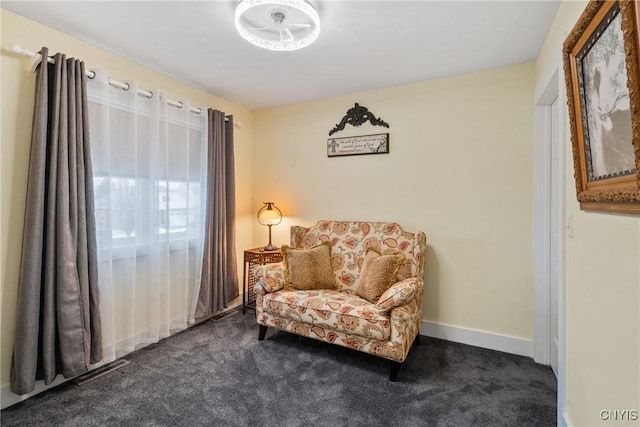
[
  {"x1": 196, "y1": 110, "x2": 239, "y2": 319},
  {"x1": 11, "y1": 48, "x2": 102, "y2": 395}
]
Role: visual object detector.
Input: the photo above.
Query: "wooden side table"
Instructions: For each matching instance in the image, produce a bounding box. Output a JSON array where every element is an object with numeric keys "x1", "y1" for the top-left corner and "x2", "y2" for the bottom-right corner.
[{"x1": 243, "y1": 247, "x2": 283, "y2": 313}]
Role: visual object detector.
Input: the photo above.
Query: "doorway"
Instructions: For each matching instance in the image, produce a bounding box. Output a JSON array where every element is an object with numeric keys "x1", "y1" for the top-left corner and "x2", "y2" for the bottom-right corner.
[
  {"x1": 533, "y1": 69, "x2": 566, "y2": 425},
  {"x1": 549, "y1": 96, "x2": 561, "y2": 377}
]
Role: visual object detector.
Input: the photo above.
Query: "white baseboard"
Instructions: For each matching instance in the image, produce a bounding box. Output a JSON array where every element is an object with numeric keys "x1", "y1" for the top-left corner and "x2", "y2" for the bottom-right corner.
[
  {"x1": 1, "y1": 376, "x2": 70, "y2": 410},
  {"x1": 561, "y1": 410, "x2": 572, "y2": 427},
  {"x1": 420, "y1": 321, "x2": 533, "y2": 357}
]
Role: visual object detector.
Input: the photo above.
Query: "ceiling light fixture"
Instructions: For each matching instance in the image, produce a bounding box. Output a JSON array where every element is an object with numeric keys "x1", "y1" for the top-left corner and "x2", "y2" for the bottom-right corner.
[{"x1": 235, "y1": 0, "x2": 320, "y2": 51}]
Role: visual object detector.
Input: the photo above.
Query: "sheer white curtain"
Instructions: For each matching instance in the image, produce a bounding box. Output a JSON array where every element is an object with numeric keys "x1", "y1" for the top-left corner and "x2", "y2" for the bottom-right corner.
[{"x1": 87, "y1": 71, "x2": 207, "y2": 362}]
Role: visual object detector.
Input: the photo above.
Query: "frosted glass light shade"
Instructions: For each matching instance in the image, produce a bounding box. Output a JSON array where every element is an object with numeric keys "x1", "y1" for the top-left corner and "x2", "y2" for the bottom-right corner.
[
  {"x1": 235, "y1": 0, "x2": 320, "y2": 51},
  {"x1": 258, "y1": 202, "x2": 282, "y2": 225}
]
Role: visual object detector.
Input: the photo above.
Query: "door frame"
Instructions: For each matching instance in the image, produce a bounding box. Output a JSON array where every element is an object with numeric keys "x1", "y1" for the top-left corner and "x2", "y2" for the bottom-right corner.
[{"x1": 533, "y1": 68, "x2": 567, "y2": 425}]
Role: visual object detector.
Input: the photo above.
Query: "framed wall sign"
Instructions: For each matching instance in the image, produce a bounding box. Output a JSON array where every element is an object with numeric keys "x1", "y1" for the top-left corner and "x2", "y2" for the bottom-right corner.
[
  {"x1": 563, "y1": 0, "x2": 640, "y2": 214},
  {"x1": 327, "y1": 133, "x2": 389, "y2": 157}
]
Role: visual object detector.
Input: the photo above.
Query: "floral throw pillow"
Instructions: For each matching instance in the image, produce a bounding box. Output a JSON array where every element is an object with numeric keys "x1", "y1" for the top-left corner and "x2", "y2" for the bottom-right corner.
[{"x1": 282, "y1": 242, "x2": 337, "y2": 291}]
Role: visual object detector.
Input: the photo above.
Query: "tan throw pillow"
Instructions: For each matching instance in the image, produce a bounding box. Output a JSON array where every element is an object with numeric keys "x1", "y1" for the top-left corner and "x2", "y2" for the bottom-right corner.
[
  {"x1": 356, "y1": 248, "x2": 405, "y2": 303},
  {"x1": 282, "y1": 242, "x2": 337, "y2": 291}
]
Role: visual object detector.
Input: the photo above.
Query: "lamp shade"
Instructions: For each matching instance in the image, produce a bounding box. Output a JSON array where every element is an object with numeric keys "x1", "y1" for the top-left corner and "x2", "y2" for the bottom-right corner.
[{"x1": 258, "y1": 202, "x2": 282, "y2": 225}]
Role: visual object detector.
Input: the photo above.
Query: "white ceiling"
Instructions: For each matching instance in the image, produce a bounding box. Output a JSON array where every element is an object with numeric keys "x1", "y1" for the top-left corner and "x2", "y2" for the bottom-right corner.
[{"x1": 3, "y1": 1, "x2": 560, "y2": 110}]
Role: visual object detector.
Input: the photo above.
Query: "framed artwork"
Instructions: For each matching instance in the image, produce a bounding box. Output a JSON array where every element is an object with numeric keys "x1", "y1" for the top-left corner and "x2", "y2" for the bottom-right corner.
[
  {"x1": 327, "y1": 133, "x2": 389, "y2": 157},
  {"x1": 563, "y1": 0, "x2": 640, "y2": 214}
]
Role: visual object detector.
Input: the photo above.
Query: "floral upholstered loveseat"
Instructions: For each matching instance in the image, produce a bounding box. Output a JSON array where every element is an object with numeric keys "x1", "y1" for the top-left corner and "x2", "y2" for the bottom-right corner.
[{"x1": 252, "y1": 220, "x2": 427, "y2": 381}]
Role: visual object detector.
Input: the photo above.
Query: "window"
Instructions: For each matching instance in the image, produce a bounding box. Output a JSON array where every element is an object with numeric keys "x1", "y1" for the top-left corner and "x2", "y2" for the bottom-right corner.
[{"x1": 87, "y1": 84, "x2": 207, "y2": 256}]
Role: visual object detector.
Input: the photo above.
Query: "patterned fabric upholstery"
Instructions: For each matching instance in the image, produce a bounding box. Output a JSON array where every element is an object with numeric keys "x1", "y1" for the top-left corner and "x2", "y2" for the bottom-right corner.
[
  {"x1": 290, "y1": 221, "x2": 426, "y2": 293},
  {"x1": 255, "y1": 220, "x2": 427, "y2": 363},
  {"x1": 263, "y1": 290, "x2": 391, "y2": 340},
  {"x1": 252, "y1": 263, "x2": 285, "y2": 293},
  {"x1": 376, "y1": 278, "x2": 421, "y2": 311}
]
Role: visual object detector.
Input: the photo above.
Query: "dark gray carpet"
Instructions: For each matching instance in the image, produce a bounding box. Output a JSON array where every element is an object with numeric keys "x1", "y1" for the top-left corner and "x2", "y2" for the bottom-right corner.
[{"x1": 1, "y1": 311, "x2": 556, "y2": 426}]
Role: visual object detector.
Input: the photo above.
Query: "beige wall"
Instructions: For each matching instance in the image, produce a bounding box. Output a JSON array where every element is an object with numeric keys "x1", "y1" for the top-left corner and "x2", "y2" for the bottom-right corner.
[
  {"x1": 253, "y1": 63, "x2": 536, "y2": 341},
  {"x1": 6, "y1": 3, "x2": 639, "y2": 422},
  {"x1": 0, "y1": 9, "x2": 254, "y2": 390},
  {"x1": 536, "y1": 1, "x2": 640, "y2": 425}
]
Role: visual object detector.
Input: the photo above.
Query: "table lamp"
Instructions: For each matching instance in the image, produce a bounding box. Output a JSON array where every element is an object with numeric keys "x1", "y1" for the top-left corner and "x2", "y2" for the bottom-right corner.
[{"x1": 257, "y1": 202, "x2": 282, "y2": 251}]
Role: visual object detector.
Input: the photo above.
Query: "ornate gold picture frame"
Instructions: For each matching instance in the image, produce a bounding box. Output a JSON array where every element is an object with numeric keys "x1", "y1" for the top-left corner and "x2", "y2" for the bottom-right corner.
[{"x1": 563, "y1": 0, "x2": 640, "y2": 214}]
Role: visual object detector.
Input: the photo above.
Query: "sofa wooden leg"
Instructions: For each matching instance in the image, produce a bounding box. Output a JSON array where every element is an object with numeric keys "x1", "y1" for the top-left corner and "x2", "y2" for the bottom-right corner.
[
  {"x1": 389, "y1": 361, "x2": 401, "y2": 382},
  {"x1": 258, "y1": 325, "x2": 268, "y2": 341}
]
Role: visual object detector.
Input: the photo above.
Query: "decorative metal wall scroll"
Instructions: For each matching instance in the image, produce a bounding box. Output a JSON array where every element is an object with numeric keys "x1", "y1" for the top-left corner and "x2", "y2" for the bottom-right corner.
[{"x1": 328, "y1": 103, "x2": 390, "y2": 136}]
